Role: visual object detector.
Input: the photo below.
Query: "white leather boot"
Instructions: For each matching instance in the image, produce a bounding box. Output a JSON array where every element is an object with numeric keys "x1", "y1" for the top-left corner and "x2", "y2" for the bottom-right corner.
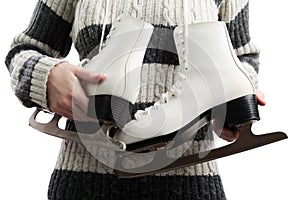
[
  {"x1": 115, "y1": 22, "x2": 260, "y2": 147},
  {"x1": 82, "y1": 16, "x2": 154, "y2": 127}
]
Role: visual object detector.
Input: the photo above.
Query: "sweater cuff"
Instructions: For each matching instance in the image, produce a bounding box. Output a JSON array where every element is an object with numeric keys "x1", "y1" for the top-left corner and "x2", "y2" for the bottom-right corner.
[
  {"x1": 30, "y1": 56, "x2": 63, "y2": 109},
  {"x1": 240, "y1": 60, "x2": 259, "y2": 89},
  {"x1": 9, "y1": 50, "x2": 63, "y2": 109}
]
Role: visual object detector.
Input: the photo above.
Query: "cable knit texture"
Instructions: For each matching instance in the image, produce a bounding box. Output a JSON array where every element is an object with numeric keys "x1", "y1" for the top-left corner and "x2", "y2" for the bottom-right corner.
[{"x1": 5, "y1": 0, "x2": 260, "y2": 199}]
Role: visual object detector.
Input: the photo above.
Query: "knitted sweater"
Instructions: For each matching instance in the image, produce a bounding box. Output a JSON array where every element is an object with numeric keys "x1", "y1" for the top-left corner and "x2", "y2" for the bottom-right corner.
[{"x1": 5, "y1": 0, "x2": 260, "y2": 199}]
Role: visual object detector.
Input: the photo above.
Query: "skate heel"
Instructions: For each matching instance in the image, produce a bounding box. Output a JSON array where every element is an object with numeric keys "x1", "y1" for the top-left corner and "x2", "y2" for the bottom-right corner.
[
  {"x1": 224, "y1": 94, "x2": 260, "y2": 128},
  {"x1": 87, "y1": 95, "x2": 134, "y2": 128}
]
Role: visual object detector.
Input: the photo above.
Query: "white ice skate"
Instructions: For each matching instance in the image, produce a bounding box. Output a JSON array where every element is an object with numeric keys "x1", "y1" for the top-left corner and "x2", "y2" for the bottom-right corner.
[{"x1": 29, "y1": 16, "x2": 287, "y2": 178}]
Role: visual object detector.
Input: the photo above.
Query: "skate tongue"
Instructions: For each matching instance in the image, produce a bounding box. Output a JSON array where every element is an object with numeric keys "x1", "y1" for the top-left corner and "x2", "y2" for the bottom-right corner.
[{"x1": 113, "y1": 124, "x2": 287, "y2": 178}]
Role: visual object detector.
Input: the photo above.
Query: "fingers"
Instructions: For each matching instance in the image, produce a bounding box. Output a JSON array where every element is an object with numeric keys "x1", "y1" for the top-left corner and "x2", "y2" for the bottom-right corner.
[
  {"x1": 72, "y1": 79, "x2": 89, "y2": 112},
  {"x1": 75, "y1": 67, "x2": 105, "y2": 83},
  {"x1": 212, "y1": 90, "x2": 266, "y2": 142},
  {"x1": 71, "y1": 79, "x2": 98, "y2": 122},
  {"x1": 212, "y1": 119, "x2": 239, "y2": 142},
  {"x1": 219, "y1": 128, "x2": 239, "y2": 142},
  {"x1": 53, "y1": 107, "x2": 73, "y2": 120},
  {"x1": 256, "y1": 90, "x2": 266, "y2": 106},
  {"x1": 47, "y1": 62, "x2": 104, "y2": 122}
]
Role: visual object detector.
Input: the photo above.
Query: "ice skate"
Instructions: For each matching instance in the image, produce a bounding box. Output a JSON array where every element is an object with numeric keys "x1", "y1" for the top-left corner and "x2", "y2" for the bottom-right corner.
[
  {"x1": 29, "y1": 19, "x2": 287, "y2": 178},
  {"x1": 108, "y1": 22, "x2": 288, "y2": 177}
]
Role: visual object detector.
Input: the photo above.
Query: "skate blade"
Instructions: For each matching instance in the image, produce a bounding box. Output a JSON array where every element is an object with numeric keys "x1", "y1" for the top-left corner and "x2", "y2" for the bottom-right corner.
[
  {"x1": 29, "y1": 109, "x2": 82, "y2": 142},
  {"x1": 113, "y1": 124, "x2": 287, "y2": 178},
  {"x1": 29, "y1": 109, "x2": 110, "y2": 145}
]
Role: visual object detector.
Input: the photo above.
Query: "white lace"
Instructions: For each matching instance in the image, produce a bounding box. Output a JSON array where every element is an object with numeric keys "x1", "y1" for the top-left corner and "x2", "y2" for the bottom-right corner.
[
  {"x1": 183, "y1": 0, "x2": 189, "y2": 70},
  {"x1": 99, "y1": 0, "x2": 118, "y2": 53},
  {"x1": 134, "y1": 75, "x2": 185, "y2": 120},
  {"x1": 98, "y1": 0, "x2": 189, "y2": 121},
  {"x1": 135, "y1": 0, "x2": 189, "y2": 120}
]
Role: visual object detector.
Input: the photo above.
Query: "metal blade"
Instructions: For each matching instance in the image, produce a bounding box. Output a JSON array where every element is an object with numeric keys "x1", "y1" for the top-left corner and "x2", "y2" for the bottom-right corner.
[
  {"x1": 29, "y1": 109, "x2": 109, "y2": 145},
  {"x1": 114, "y1": 124, "x2": 288, "y2": 178},
  {"x1": 29, "y1": 109, "x2": 82, "y2": 143}
]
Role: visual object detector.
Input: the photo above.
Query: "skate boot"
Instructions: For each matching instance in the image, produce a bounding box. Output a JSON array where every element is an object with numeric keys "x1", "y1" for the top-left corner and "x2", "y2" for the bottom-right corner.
[
  {"x1": 108, "y1": 21, "x2": 288, "y2": 177},
  {"x1": 82, "y1": 16, "x2": 154, "y2": 127},
  {"x1": 116, "y1": 22, "x2": 259, "y2": 145}
]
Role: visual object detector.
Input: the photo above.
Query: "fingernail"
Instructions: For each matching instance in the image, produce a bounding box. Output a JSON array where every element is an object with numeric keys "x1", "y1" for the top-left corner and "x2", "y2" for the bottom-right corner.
[{"x1": 99, "y1": 74, "x2": 105, "y2": 81}]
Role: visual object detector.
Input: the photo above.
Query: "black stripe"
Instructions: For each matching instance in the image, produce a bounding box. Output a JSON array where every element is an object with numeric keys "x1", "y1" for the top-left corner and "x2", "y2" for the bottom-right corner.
[
  {"x1": 5, "y1": 44, "x2": 48, "y2": 73},
  {"x1": 24, "y1": 1, "x2": 73, "y2": 57},
  {"x1": 75, "y1": 24, "x2": 179, "y2": 65},
  {"x1": 225, "y1": 3, "x2": 251, "y2": 50},
  {"x1": 144, "y1": 25, "x2": 179, "y2": 65},
  {"x1": 214, "y1": 0, "x2": 223, "y2": 6},
  {"x1": 48, "y1": 169, "x2": 226, "y2": 200},
  {"x1": 15, "y1": 55, "x2": 44, "y2": 108},
  {"x1": 74, "y1": 24, "x2": 112, "y2": 60}
]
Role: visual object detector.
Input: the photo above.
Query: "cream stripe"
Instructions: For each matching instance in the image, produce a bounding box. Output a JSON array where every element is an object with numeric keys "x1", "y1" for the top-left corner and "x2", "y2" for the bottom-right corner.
[
  {"x1": 137, "y1": 63, "x2": 178, "y2": 103},
  {"x1": 71, "y1": 0, "x2": 220, "y2": 43},
  {"x1": 54, "y1": 139, "x2": 219, "y2": 176},
  {"x1": 72, "y1": 0, "x2": 219, "y2": 40},
  {"x1": 13, "y1": 33, "x2": 61, "y2": 58},
  {"x1": 235, "y1": 42, "x2": 260, "y2": 56},
  {"x1": 30, "y1": 56, "x2": 62, "y2": 108}
]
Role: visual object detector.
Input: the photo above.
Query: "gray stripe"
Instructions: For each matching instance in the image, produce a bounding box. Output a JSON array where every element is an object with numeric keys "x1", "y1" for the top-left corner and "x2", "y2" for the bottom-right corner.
[
  {"x1": 5, "y1": 44, "x2": 48, "y2": 72},
  {"x1": 226, "y1": 3, "x2": 251, "y2": 50},
  {"x1": 15, "y1": 55, "x2": 44, "y2": 107},
  {"x1": 238, "y1": 55, "x2": 259, "y2": 73}
]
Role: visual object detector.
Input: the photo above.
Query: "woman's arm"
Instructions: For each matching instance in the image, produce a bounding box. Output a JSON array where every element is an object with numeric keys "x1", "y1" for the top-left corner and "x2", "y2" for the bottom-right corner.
[
  {"x1": 218, "y1": 0, "x2": 260, "y2": 89},
  {"x1": 5, "y1": 0, "x2": 78, "y2": 109}
]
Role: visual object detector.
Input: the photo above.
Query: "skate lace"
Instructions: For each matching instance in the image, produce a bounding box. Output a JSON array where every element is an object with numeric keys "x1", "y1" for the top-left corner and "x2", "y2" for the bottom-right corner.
[
  {"x1": 134, "y1": 0, "x2": 189, "y2": 121},
  {"x1": 134, "y1": 79, "x2": 184, "y2": 120},
  {"x1": 100, "y1": 0, "x2": 118, "y2": 52},
  {"x1": 97, "y1": 1, "x2": 189, "y2": 121},
  {"x1": 134, "y1": 88, "x2": 178, "y2": 120}
]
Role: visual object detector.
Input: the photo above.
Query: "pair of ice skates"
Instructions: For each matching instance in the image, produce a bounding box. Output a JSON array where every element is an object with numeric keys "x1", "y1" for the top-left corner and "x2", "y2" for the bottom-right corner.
[{"x1": 30, "y1": 16, "x2": 287, "y2": 178}]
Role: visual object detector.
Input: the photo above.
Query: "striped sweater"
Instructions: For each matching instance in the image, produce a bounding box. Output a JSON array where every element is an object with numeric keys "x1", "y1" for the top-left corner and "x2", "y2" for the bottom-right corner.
[{"x1": 5, "y1": 0, "x2": 260, "y2": 199}]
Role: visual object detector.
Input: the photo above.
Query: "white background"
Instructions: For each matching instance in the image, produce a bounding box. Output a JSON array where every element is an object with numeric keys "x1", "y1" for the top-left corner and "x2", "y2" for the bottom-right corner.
[{"x1": 0, "y1": 0, "x2": 298, "y2": 199}]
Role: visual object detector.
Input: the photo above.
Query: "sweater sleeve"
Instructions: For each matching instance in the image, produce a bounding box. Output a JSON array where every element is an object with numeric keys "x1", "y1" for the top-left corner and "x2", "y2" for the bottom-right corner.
[
  {"x1": 4, "y1": 0, "x2": 77, "y2": 109},
  {"x1": 218, "y1": 0, "x2": 260, "y2": 89}
]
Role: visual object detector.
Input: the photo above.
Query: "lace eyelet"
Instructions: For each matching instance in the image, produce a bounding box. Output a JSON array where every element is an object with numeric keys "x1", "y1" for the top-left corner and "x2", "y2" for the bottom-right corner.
[{"x1": 117, "y1": 16, "x2": 121, "y2": 22}]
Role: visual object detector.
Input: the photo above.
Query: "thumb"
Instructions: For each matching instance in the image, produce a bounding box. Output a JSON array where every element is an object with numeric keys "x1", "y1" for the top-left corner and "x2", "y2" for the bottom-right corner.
[{"x1": 74, "y1": 67, "x2": 105, "y2": 83}]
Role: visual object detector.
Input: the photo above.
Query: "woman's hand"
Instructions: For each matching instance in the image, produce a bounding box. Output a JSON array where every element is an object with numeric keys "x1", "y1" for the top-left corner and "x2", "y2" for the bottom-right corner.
[
  {"x1": 216, "y1": 90, "x2": 266, "y2": 142},
  {"x1": 47, "y1": 62, "x2": 105, "y2": 121}
]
